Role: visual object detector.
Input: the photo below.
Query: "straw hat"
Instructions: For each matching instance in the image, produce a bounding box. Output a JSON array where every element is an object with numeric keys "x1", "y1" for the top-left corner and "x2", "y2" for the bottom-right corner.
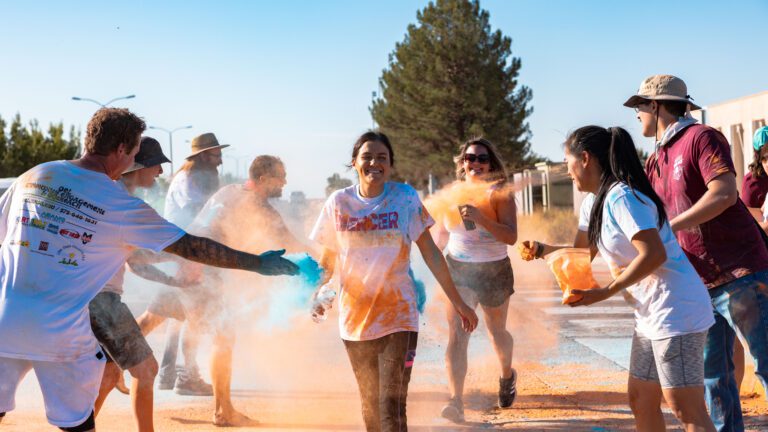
[
  {"x1": 185, "y1": 133, "x2": 230, "y2": 160},
  {"x1": 623, "y1": 75, "x2": 701, "y2": 111}
]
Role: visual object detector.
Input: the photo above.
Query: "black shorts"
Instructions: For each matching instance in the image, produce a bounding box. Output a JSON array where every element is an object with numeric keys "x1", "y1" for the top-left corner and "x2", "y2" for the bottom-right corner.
[
  {"x1": 89, "y1": 292, "x2": 153, "y2": 370},
  {"x1": 446, "y1": 255, "x2": 515, "y2": 307}
]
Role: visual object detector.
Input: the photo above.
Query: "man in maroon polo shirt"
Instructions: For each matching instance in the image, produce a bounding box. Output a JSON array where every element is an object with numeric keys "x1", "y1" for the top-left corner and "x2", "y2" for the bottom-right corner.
[{"x1": 624, "y1": 74, "x2": 768, "y2": 432}]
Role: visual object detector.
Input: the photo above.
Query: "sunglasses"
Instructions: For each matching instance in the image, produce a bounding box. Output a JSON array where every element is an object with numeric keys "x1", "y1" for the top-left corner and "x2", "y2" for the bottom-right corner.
[{"x1": 464, "y1": 154, "x2": 491, "y2": 164}]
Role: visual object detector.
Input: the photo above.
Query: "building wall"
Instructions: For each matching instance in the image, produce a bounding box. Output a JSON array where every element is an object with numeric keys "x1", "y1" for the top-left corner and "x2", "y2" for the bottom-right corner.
[{"x1": 696, "y1": 91, "x2": 768, "y2": 188}]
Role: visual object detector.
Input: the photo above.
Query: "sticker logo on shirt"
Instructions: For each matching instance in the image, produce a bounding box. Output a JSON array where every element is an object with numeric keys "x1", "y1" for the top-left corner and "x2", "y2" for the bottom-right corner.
[
  {"x1": 81, "y1": 232, "x2": 93, "y2": 245},
  {"x1": 57, "y1": 245, "x2": 85, "y2": 267},
  {"x1": 673, "y1": 155, "x2": 684, "y2": 181},
  {"x1": 38, "y1": 241, "x2": 49, "y2": 251},
  {"x1": 46, "y1": 223, "x2": 59, "y2": 234}
]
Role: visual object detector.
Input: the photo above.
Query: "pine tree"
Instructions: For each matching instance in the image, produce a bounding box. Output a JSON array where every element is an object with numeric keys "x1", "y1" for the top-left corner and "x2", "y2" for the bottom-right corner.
[
  {"x1": 372, "y1": 0, "x2": 533, "y2": 187},
  {"x1": 0, "y1": 114, "x2": 80, "y2": 177}
]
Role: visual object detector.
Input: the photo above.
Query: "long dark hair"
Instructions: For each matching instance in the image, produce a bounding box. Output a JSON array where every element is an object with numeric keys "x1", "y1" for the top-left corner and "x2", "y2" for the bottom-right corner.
[
  {"x1": 347, "y1": 131, "x2": 395, "y2": 168},
  {"x1": 748, "y1": 146, "x2": 768, "y2": 178},
  {"x1": 454, "y1": 137, "x2": 507, "y2": 184},
  {"x1": 566, "y1": 126, "x2": 667, "y2": 247}
]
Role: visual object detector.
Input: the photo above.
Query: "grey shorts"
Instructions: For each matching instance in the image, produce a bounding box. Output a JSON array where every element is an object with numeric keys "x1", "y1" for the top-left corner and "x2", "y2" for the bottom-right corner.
[
  {"x1": 446, "y1": 255, "x2": 514, "y2": 307},
  {"x1": 89, "y1": 292, "x2": 153, "y2": 370},
  {"x1": 629, "y1": 331, "x2": 707, "y2": 388}
]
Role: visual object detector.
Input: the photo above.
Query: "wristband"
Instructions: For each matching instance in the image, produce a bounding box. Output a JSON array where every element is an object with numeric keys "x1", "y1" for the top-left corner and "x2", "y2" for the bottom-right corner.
[{"x1": 534, "y1": 242, "x2": 545, "y2": 259}]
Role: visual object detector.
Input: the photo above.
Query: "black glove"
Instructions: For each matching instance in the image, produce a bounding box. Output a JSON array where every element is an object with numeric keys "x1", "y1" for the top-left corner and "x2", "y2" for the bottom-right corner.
[{"x1": 257, "y1": 249, "x2": 299, "y2": 276}]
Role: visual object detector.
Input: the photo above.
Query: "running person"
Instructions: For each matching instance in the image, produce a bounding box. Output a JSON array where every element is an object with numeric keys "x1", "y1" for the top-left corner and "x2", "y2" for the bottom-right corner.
[
  {"x1": 0, "y1": 108, "x2": 297, "y2": 432},
  {"x1": 434, "y1": 138, "x2": 518, "y2": 422},
  {"x1": 310, "y1": 131, "x2": 478, "y2": 431},
  {"x1": 521, "y1": 126, "x2": 716, "y2": 431}
]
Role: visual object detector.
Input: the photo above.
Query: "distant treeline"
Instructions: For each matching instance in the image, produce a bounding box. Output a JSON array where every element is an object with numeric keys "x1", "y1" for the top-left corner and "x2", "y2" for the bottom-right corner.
[{"x1": 0, "y1": 114, "x2": 80, "y2": 178}]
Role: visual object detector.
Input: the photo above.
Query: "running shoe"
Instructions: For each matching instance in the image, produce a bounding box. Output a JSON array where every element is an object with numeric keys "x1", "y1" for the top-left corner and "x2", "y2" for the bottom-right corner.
[
  {"x1": 440, "y1": 397, "x2": 465, "y2": 423},
  {"x1": 498, "y1": 368, "x2": 518, "y2": 408}
]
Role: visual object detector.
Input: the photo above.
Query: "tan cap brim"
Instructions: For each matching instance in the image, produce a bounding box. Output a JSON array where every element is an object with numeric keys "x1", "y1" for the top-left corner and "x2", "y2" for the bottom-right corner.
[
  {"x1": 623, "y1": 95, "x2": 701, "y2": 111},
  {"x1": 185, "y1": 144, "x2": 230, "y2": 160}
]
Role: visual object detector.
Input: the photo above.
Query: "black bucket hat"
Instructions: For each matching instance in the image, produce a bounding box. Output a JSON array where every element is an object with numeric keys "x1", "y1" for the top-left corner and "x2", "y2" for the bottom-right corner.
[{"x1": 123, "y1": 136, "x2": 172, "y2": 174}]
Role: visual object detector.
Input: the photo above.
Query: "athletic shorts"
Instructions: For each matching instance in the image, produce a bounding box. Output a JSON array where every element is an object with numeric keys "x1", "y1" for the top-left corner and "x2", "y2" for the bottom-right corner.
[
  {"x1": 0, "y1": 352, "x2": 105, "y2": 427},
  {"x1": 148, "y1": 283, "x2": 229, "y2": 334},
  {"x1": 89, "y1": 292, "x2": 153, "y2": 370},
  {"x1": 629, "y1": 331, "x2": 707, "y2": 388},
  {"x1": 446, "y1": 255, "x2": 515, "y2": 307}
]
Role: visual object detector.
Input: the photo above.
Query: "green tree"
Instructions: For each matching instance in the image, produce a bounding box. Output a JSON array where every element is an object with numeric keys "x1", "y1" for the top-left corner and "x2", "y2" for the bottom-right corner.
[
  {"x1": 326, "y1": 173, "x2": 353, "y2": 196},
  {"x1": 0, "y1": 114, "x2": 80, "y2": 177},
  {"x1": 372, "y1": 0, "x2": 533, "y2": 187}
]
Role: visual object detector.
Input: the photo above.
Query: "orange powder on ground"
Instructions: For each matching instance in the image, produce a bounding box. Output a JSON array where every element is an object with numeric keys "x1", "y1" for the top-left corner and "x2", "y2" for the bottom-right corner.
[{"x1": 545, "y1": 248, "x2": 599, "y2": 304}]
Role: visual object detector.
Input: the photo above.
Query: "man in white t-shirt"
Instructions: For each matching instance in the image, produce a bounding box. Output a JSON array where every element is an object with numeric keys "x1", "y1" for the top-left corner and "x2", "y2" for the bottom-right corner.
[{"x1": 0, "y1": 108, "x2": 298, "y2": 432}]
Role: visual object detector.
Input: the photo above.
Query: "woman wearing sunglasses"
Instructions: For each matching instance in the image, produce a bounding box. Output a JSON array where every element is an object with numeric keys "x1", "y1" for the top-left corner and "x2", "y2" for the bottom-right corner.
[
  {"x1": 309, "y1": 131, "x2": 478, "y2": 431},
  {"x1": 433, "y1": 138, "x2": 518, "y2": 422}
]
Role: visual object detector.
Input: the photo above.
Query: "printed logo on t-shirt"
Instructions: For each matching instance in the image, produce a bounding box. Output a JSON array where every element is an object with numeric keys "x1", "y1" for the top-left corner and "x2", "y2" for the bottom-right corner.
[
  {"x1": 673, "y1": 155, "x2": 684, "y2": 181},
  {"x1": 81, "y1": 232, "x2": 93, "y2": 245},
  {"x1": 9, "y1": 239, "x2": 29, "y2": 247},
  {"x1": 59, "y1": 228, "x2": 80, "y2": 240},
  {"x1": 57, "y1": 245, "x2": 85, "y2": 267},
  {"x1": 46, "y1": 223, "x2": 59, "y2": 234},
  {"x1": 334, "y1": 210, "x2": 400, "y2": 232},
  {"x1": 38, "y1": 241, "x2": 49, "y2": 251},
  {"x1": 30, "y1": 218, "x2": 46, "y2": 230}
]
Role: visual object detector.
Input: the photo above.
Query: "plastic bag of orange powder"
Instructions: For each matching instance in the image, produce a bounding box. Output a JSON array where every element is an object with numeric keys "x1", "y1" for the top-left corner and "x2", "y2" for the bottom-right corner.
[{"x1": 545, "y1": 248, "x2": 599, "y2": 304}]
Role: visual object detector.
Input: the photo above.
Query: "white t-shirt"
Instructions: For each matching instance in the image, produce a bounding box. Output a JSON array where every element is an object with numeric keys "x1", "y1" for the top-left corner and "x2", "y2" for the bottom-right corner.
[
  {"x1": 578, "y1": 183, "x2": 714, "y2": 340},
  {"x1": 0, "y1": 161, "x2": 185, "y2": 361},
  {"x1": 310, "y1": 182, "x2": 433, "y2": 341},
  {"x1": 445, "y1": 187, "x2": 509, "y2": 263},
  {"x1": 164, "y1": 170, "x2": 216, "y2": 228}
]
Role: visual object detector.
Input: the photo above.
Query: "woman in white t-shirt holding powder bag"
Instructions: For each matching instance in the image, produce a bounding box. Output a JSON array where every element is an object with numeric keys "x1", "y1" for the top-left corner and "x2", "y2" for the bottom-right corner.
[
  {"x1": 520, "y1": 126, "x2": 715, "y2": 432},
  {"x1": 310, "y1": 131, "x2": 478, "y2": 431}
]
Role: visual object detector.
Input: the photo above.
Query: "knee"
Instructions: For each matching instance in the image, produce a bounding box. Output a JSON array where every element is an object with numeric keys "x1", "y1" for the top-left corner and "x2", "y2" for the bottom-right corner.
[
  {"x1": 58, "y1": 411, "x2": 95, "y2": 432},
  {"x1": 628, "y1": 386, "x2": 659, "y2": 414},
  {"x1": 102, "y1": 364, "x2": 121, "y2": 388},
  {"x1": 129, "y1": 357, "x2": 159, "y2": 381},
  {"x1": 488, "y1": 327, "x2": 512, "y2": 344}
]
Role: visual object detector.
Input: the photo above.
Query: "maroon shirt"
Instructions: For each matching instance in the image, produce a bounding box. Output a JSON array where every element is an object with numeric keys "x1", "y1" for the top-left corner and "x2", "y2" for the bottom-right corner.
[
  {"x1": 741, "y1": 171, "x2": 768, "y2": 208},
  {"x1": 645, "y1": 124, "x2": 768, "y2": 288}
]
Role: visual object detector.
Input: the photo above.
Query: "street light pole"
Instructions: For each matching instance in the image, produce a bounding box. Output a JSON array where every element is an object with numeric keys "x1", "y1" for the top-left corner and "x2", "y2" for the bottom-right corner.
[
  {"x1": 148, "y1": 125, "x2": 193, "y2": 174},
  {"x1": 71, "y1": 94, "x2": 136, "y2": 108}
]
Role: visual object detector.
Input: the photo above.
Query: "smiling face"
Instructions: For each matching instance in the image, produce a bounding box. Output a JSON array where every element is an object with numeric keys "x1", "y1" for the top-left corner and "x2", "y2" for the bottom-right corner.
[
  {"x1": 463, "y1": 144, "x2": 491, "y2": 181},
  {"x1": 353, "y1": 140, "x2": 392, "y2": 187}
]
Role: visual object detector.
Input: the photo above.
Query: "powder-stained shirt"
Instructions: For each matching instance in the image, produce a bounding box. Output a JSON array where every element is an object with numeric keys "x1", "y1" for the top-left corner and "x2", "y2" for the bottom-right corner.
[
  {"x1": 0, "y1": 161, "x2": 185, "y2": 361},
  {"x1": 741, "y1": 172, "x2": 768, "y2": 208},
  {"x1": 164, "y1": 170, "x2": 217, "y2": 229},
  {"x1": 578, "y1": 185, "x2": 714, "y2": 339},
  {"x1": 645, "y1": 124, "x2": 768, "y2": 288},
  {"x1": 310, "y1": 182, "x2": 433, "y2": 341}
]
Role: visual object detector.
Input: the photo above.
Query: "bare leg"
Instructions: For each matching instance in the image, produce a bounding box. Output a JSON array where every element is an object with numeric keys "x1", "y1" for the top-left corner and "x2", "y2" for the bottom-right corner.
[
  {"x1": 445, "y1": 302, "x2": 472, "y2": 401},
  {"x1": 128, "y1": 356, "x2": 159, "y2": 432},
  {"x1": 662, "y1": 386, "x2": 716, "y2": 432},
  {"x1": 211, "y1": 331, "x2": 255, "y2": 426},
  {"x1": 136, "y1": 311, "x2": 166, "y2": 336},
  {"x1": 628, "y1": 376, "x2": 666, "y2": 431},
  {"x1": 95, "y1": 362, "x2": 120, "y2": 415},
  {"x1": 480, "y1": 298, "x2": 514, "y2": 379}
]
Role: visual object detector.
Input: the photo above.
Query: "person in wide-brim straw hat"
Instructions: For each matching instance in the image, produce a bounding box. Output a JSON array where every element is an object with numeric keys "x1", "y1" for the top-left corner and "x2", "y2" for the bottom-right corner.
[
  {"x1": 625, "y1": 73, "x2": 768, "y2": 432},
  {"x1": 185, "y1": 132, "x2": 230, "y2": 160}
]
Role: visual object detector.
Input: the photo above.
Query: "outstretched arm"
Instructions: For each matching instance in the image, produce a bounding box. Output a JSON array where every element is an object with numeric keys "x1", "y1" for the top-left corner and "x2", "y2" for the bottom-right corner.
[
  {"x1": 126, "y1": 259, "x2": 187, "y2": 288},
  {"x1": 163, "y1": 233, "x2": 298, "y2": 276}
]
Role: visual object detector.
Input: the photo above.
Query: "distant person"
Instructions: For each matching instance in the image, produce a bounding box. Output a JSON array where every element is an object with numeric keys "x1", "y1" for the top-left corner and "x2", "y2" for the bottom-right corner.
[
  {"x1": 0, "y1": 108, "x2": 297, "y2": 432},
  {"x1": 136, "y1": 155, "x2": 308, "y2": 426},
  {"x1": 520, "y1": 126, "x2": 715, "y2": 431},
  {"x1": 310, "y1": 131, "x2": 478, "y2": 431},
  {"x1": 432, "y1": 138, "x2": 518, "y2": 422},
  {"x1": 155, "y1": 132, "x2": 227, "y2": 395},
  {"x1": 624, "y1": 75, "x2": 768, "y2": 432},
  {"x1": 89, "y1": 137, "x2": 188, "y2": 432}
]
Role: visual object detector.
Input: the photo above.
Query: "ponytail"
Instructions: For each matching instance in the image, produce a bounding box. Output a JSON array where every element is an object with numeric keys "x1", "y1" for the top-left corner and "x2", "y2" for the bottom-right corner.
[{"x1": 566, "y1": 126, "x2": 667, "y2": 247}]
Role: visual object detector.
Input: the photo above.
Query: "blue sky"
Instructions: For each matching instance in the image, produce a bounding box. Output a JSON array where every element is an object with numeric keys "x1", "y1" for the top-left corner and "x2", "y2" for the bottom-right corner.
[{"x1": 1, "y1": 0, "x2": 766, "y2": 198}]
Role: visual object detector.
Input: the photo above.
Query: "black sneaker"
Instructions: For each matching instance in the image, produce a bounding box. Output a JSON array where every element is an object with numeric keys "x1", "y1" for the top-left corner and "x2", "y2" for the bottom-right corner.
[
  {"x1": 440, "y1": 397, "x2": 465, "y2": 423},
  {"x1": 498, "y1": 368, "x2": 517, "y2": 408}
]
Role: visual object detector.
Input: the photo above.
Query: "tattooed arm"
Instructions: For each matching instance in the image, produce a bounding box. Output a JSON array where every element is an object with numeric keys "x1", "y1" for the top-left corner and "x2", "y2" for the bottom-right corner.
[
  {"x1": 126, "y1": 259, "x2": 187, "y2": 288},
  {"x1": 163, "y1": 233, "x2": 299, "y2": 276}
]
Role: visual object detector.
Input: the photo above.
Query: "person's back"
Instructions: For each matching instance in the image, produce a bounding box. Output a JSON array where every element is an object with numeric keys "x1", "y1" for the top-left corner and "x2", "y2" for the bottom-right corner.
[
  {"x1": 0, "y1": 161, "x2": 184, "y2": 360},
  {"x1": 645, "y1": 123, "x2": 768, "y2": 287}
]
